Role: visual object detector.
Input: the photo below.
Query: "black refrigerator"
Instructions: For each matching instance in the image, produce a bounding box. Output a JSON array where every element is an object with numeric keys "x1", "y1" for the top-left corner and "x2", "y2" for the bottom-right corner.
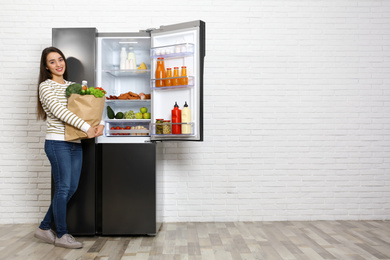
[{"x1": 51, "y1": 20, "x2": 206, "y2": 236}]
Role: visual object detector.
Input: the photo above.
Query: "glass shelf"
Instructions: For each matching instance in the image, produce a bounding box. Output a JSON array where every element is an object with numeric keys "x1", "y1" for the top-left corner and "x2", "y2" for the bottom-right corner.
[
  {"x1": 105, "y1": 119, "x2": 151, "y2": 123},
  {"x1": 103, "y1": 69, "x2": 150, "y2": 77},
  {"x1": 105, "y1": 99, "x2": 151, "y2": 103}
]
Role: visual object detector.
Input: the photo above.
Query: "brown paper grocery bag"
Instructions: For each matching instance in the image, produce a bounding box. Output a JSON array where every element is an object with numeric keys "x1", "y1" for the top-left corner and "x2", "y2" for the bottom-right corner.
[{"x1": 65, "y1": 94, "x2": 105, "y2": 141}]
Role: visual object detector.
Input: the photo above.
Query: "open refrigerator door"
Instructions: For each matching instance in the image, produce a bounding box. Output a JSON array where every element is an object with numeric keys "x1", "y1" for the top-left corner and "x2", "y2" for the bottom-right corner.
[{"x1": 150, "y1": 20, "x2": 205, "y2": 142}]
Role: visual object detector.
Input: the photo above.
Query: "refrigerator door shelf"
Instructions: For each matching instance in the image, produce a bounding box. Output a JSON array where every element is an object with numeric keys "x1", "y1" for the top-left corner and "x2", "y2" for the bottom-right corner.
[
  {"x1": 151, "y1": 43, "x2": 194, "y2": 58},
  {"x1": 103, "y1": 69, "x2": 150, "y2": 77},
  {"x1": 150, "y1": 122, "x2": 194, "y2": 136},
  {"x1": 151, "y1": 76, "x2": 194, "y2": 90}
]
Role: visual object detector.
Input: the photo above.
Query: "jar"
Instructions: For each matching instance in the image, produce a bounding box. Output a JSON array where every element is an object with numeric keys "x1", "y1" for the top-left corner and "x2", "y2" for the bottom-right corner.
[
  {"x1": 163, "y1": 120, "x2": 171, "y2": 134},
  {"x1": 156, "y1": 119, "x2": 164, "y2": 134}
]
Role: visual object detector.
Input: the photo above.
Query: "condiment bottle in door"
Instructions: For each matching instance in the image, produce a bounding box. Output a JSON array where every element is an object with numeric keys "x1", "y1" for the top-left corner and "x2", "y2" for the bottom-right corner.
[
  {"x1": 180, "y1": 66, "x2": 188, "y2": 85},
  {"x1": 155, "y1": 57, "x2": 165, "y2": 87},
  {"x1": 172, "y1": 67, "x2": 180, "y2": 86},
  {"x1": 165, "y1": 68, "x2": 172, "y2": 86},
  {"x1": 171, "y1": 102, "x2": 181, "y2": 134},
  {"x1": 181, "y1": 101, "x2": 191, "y2": 134}
]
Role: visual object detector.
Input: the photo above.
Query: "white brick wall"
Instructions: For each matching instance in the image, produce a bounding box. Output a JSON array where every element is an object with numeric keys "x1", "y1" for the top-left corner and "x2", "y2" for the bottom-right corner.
[{"x1": 1, "y1": 0, "x2": 389, "y2": 224}]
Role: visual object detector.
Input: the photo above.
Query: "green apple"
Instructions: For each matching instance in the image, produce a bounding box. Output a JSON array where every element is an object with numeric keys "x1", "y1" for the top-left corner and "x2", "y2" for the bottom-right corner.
[
  {"x1": 135, "y1": 112, "x2": 143, "y2": 119},
  {"x1": 140, "y1": 107, "x2": 148, "y2": 114},
  {"x1": 143, "y1": 112, "x2": 151, "y2": 119}
]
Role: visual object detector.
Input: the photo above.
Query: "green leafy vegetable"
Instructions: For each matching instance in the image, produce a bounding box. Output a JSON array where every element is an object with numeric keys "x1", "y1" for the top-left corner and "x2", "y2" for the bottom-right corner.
[{"x1": 65, "y1": 84, "x2": 82, "y2": 97}]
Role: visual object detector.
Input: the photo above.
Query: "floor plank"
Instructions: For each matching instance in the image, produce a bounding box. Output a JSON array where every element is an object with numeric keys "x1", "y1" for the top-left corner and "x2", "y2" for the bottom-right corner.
[{"x1": 0, "y1": 221, "x2": 389, "y2": 260}]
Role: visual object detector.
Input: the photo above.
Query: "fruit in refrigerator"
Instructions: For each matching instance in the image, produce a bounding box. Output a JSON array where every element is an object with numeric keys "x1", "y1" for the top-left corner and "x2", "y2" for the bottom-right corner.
[
  {"x1": 142, "y1": 113, "x2": 151, "y2": 119},
  {"x1": 135, "y1": 112, "x2": 143, "y2": 119},
  {"x1": 124, "y1": 110, "x2": 136, "y2": 119},
  {"x1": 115, "y1": 112, "x2": 124, "y2": 119},
  {"x1": 140, "y1": 107, "x2": 148, "y2": 113},
  {"x1": 107, "y1": 106, "x2": 115, "y2": 119}
]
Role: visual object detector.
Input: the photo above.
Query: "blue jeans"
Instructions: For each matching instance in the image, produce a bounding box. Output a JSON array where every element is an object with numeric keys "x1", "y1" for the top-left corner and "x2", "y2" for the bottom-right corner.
[{"x1": 39, "y1": 140, "x2": 83, "y2": 238}]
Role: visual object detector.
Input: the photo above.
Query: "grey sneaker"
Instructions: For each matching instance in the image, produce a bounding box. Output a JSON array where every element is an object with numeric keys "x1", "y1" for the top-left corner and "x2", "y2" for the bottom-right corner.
[
  {"x1": 54, "y1": 234, "x2": 83, "y2": 249},
  {"x1": 34, "y1": 228, "x2": 56, "y2": 244}
]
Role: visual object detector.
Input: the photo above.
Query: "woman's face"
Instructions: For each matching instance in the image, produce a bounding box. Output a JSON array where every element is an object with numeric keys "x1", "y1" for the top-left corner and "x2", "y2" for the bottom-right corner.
[{"x1": 46, "y1": 52, "x2": 66, "y2": 78}]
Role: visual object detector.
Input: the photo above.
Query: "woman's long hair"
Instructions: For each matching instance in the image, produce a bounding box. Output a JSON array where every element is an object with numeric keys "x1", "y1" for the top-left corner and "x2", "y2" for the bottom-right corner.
[{"x1": 36, "y1": 47, "x2": 68, "y2": 121}]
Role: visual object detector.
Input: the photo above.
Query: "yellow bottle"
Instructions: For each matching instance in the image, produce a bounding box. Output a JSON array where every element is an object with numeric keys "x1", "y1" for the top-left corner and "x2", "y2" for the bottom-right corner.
[{"x1": 181, "y1": 101, "x2": 191, "y2": 134}]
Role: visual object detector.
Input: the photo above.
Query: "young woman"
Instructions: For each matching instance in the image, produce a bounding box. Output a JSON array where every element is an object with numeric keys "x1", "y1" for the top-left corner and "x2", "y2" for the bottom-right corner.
[{"x1": 35, "y1": 47, "x2": 104, "y2": 249}]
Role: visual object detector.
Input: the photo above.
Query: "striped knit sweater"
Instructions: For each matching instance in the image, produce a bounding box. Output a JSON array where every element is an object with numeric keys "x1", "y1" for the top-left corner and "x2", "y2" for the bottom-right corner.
[{"x1": 39, "y1": 79, "x2": 90, "y2": 141}]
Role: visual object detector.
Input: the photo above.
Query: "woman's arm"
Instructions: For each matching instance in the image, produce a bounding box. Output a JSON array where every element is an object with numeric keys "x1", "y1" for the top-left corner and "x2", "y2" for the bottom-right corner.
[{"x1": 39, "y1": 83, "x2": 91, "y2": 133}]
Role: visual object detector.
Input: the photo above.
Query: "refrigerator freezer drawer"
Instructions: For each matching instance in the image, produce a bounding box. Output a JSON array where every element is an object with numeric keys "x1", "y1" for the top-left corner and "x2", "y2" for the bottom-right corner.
[{"x1": 100, "y1": 143, "x2": 157, "y2": 235}]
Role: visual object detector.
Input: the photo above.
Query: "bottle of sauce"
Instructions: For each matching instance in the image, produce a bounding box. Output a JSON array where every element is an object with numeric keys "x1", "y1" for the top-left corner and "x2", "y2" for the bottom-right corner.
[
  {"x1": 155, "y1": 57, "x2": 165, "y2": 87},
  {"x1": 181, "y1": 101, "x2": 191, "y2": 134},
  {"x1": 165, "y1": 68, "x2": 172, "y2": 87},
  {"x1": 171, "y1": 102, "x2": 181, "y2": 134},
  {"x1": 180, "y1": 66, "x2": 188, "y2": 85},
  {"x1": 172, "y1": 67, "x2": 180, "y2": 86}
]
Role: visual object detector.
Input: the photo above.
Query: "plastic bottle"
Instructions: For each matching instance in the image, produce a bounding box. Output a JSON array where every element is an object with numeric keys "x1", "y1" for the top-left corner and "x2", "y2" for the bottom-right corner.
[
  {"x1": 171, "y1": 102, "x2": 181, "y2": 134},
  {"x1": 181, "y1": 101, "x2": 191, "y2": 134},
  {"x1": 165, "y1": 68, "x2": 172, "y2": 87},
  {"x1": 120, "y1": 47, "x2": 127, "y2": 70},
  {"x1": 155, "y1": 57, "x2": 166, "y2": 87},
  {"x1": 172, "y1": 67, "x2": 180, "y2": 86},
  {"x1": 127, "y1": 48, "x2": 136, "y2": 69},
  {"x1": 180, "y1": 66, "x2": 188, "y2": 85},
  {"x1": 82, "y1": 80, "x2": 88, "y2": 88}
]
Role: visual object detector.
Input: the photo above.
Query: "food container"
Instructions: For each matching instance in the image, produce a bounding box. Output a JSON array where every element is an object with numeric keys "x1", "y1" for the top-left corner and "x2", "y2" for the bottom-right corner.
[
  {"x1": 163, "y1": 120, "x2": 171, "y2": 134},
  {"x1": 156, "y1": 119, "x2": 164, "y2": 134}
]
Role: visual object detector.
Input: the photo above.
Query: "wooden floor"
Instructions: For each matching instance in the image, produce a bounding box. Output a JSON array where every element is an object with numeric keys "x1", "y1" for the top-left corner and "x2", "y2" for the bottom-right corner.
[{"x1": 0, "y1": 221, "x2": 389, "y2": 260}]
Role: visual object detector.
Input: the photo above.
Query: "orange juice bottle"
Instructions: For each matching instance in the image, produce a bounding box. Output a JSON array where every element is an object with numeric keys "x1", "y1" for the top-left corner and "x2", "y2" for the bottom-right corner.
[
  {"x1": 155, "y1": 57, "x2": 165, "y2": 87},
  {"x1": 165, "y1": 68, "x2": 172, "y2": 86},
  {"x1": 180, "y1": 66, "x2": 188, "y2": 85},
  {"x1": 172, "y1": 67, "x2": 180, "y2": 86}
]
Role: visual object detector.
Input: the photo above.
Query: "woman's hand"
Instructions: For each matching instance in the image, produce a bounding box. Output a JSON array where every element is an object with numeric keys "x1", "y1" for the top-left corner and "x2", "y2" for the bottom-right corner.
[
  {"x1": 86, "y1": 127, "x2": 95, "y2": 139},
  {"x1": 94, "y1": 125, "x2": 105, "y2": 137}
]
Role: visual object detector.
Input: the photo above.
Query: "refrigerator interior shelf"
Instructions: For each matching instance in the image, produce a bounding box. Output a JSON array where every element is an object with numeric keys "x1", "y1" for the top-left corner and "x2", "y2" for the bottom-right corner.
[
  {"x1": 105, "y1": 99, "x2": 151, "y2": 104},
  {"x1": 103, "y1": 69, "x2": 150, "y2": 77},
  {"x1": 107, "y1": 129, "x2": 150, "y2": 135},
  {"x1": 105, "y1": 119, "x2": 151, "y2": 123}
]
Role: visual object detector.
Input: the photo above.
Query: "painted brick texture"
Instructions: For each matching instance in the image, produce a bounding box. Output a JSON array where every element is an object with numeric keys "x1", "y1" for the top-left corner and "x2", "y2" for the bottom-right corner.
[{"x1": 0, "y1": 0, "x2": 389, "y2": 223}]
